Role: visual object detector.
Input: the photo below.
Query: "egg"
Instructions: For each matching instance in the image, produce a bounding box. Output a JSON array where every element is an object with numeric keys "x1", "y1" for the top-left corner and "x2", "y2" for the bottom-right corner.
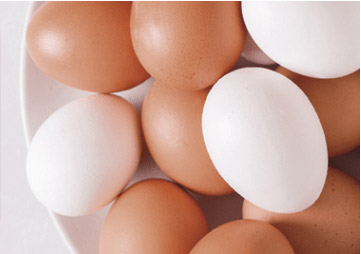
[
  {"x1": 130, "y1": 2, "x2": 246, "y2": 90},
  {"x1": 27, "y1": 94, "x2": 142, "y2": 216},
  {"x1": 241, "y1": 33, "x2": 276, "y2": 66},
  {"x1": 141, "y1": 82, "x2": 233, "y2": 196},
  {"x1": 26, "y1": 2, "x2": 149, "y2": 93},
  {"x1": 190, "y1": 219, "x2": 294, "y2": 254},
  {"x1": 99, "y1": 179, "x2": 209, "y2": 254},
  {"x1": 202, "y1": 67, "x2": 328, "y2": 213},
  {"x1": 242, "y1": 2, "x2": 360, "y2": 78},
  {"x1": 277, "y1": 67, "x2": 360, "y2": 157},
  {"x1": 243, "y1": 167, "x2": 360, "y2": 254}
]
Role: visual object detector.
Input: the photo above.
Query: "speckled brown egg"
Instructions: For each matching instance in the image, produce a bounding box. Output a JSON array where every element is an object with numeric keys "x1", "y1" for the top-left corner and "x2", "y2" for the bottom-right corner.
[
  {"x1": 26, "y1": 2, "x2": 149, "y2": 93},
  {"x1": 277, "y1": 67, "x2": 360, "y2": 157},
  {"x1": 99, "y1": 179, "x2": 209, "y2": 254},
  {"x1": 243, "y1": 167, "x2": 360, "y2": 254},
  {"x1": 190, "y1": 219, "x2": 294, "y2": 254},
  {"x1": 130, "y1": 2, "x2": 247, "y2": 90},
  {"x1": 141, "y1": 82, "x2": 233, "y2": 196}
]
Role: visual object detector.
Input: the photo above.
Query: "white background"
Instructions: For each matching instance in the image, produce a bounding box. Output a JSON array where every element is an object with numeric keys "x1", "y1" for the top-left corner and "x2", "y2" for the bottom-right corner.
[
  {"x1": 0, "y1": 2, "x2": 359, "y2": 254},
  {"x1": 1, "y1": 2, "x2": 69, "y2": 253}
]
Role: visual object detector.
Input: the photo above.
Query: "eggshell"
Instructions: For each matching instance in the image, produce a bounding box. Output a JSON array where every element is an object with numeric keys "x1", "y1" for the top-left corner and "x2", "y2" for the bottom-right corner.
[
  {"x1": 242, "y1": 2, "x2": 360, "y2": 78},
  {"x1": 99, "y1": 179, "x2": 209, "y2": 254},
  {"x1": 277, "y1": 67, "x2": 360, "y2": 157},
  {"x1": 241, "y1": 33, "x2": 276, "y2": 66},
  {"x1": 202, "y1": 67, "x2": 328, "y2": 213},
  {"x1": 243, "y1": 167, "x2": 360, "y2": 254},
  {"x1": 141, "y1": 82, "x2": 232, "y2": 196},
  {"x1": 27, "y1": 94, "x2": 142, "y2": 216},
  {"x1": 191, "y1": 219, "x2": 294, "y2": 254},
  {"x1": 26, "y1": 2, "x2": 149, "y2": 93},
  {"x1": 130, "y1": 2, "x2": 246, "y2": 90}
]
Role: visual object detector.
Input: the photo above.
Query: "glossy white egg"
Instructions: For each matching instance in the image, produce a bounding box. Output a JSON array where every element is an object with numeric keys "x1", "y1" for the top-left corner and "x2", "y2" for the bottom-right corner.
[
  {"x1": 202, "y1": 67, "x2": 328, "y2": 213},
  {"x1": 27, "y1": 94, "x2": 142, "y2": 216},
  {"x1": 242, "y1": 2, "x2": 360, "y2": 78}
]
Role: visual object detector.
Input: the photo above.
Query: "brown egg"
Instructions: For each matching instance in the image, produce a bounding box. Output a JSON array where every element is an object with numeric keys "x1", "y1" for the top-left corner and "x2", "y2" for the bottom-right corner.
[
  {"x1": 190, "y1": 219, "x2": 294, "y2": 254},
  {"x1": 141, "y1": 82, "x2": 233, "y2": 196},
  {"x1": 130, "y1": 2, "x2": 246, "y2": 90},
  {"x1": 243, "y1": 167, "x2": 360, "y2": 254},
  {"x1": 26, "y1": 2, "x2": 149, "y2": 93},
  {"x1": 99, "y1": 179, "x2": 209, "y2": 254},
  {"x1": 277, "y1": 67, "x2": 360, "y2": 157}
]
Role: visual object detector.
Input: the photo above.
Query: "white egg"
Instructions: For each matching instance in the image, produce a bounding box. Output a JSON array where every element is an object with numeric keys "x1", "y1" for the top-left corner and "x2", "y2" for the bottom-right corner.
[
  {"x1": 241, "y1": 33, "x2": 276, "y2": 66},
  {"x1": 202, "y1": 68, "x2": 328, "y2": 213},
  {"x1": 27, "y1": 94, "x2": 142, "y2": 216},
  {"x1": 242, "y1": 2, "x2": 360, "y2": 78}
]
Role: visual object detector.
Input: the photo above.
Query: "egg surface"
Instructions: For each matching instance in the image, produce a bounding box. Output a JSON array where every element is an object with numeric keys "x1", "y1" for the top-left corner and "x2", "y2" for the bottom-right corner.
[
  {"x1": 130, "y1": 1, "x2": 246, "y2": 90},
  {"x1": 277, "y1": 67, "x2": 360, "y2": 157},
  {"x1": 242, "y1": 2, "x2": 360, "y2": 78},
  {"x1": 243, "y1": 167, "x2": 360, "y2": 254},
  {"x1": 142, "y1": 82, "x2": 232, "y2": 196},
  {"x1": 26, "y1": 2, "x2": 149, "y2": 93},
  {"x1": 99, "y1": 179, "x2": 209, "y2": 254},
  {"x1": 27, "y1": 94, "x2": 142, "y2": 216},
  {"x1": 202, "y1": 67, "x2": 327, "y2": 213},
  {"x1": 191, "y1": 219, "x2": 294, "y2": 254},
  {"x1": 241, "y1": 33, "x2": 275, "y2": 66}
]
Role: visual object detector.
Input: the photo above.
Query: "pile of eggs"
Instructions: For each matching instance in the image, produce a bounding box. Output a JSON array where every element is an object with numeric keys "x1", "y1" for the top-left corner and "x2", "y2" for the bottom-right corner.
[{"x1": 25, "y1": 2, "x2": 360, "y2": 253}]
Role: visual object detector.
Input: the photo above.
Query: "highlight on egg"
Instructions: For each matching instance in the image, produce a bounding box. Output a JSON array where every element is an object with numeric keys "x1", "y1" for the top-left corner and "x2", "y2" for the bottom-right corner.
[
  {"x1": 243, "y1": 167, "x2": 360, "y2": 254},
  {"x1": 27, "y1": 94, "x2": 142, "y2": 216},
  {"x1": 26, "y1": 2, "x2": 149, "y2": 93},
  {"x1": 202, "y1": 67, "x2": 328, "y2": 213},
  {"x1": 141, "y1": 82, "x2": 233, "y2": 196},
  {"x1": 130, "y1": 1, "x2": 247, "y2": 90},
  {"x1": 99, "y1": 179, "x2": 209, "y2": 254}
]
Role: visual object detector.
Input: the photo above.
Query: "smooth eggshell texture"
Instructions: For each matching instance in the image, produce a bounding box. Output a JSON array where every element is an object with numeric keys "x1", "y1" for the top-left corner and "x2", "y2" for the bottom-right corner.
[
  {"x1": 277, "y1": 67, "x2": 360, "y2": 158},
  {"x1": 241, "y1": 33, "x2": 276, "y2": 66},
  {"x1": 190, "y1": 219, "x2": 294, "y2": 254},
  {"x1": 27, "y1": 94, "x2": 142, "y2": 216},
  {"x1": 130, "y1": 1, "x2": 246, "y2": 90},
  {"x1": 243, "y1": 167, "x2": 360, "y2": 254},
  {"x1": 26, "y1": 2, "x2": 149, "y2": 93},
  {"x1": 99, "y1": 179, "x2": 209, "y2": 254},
  {"x1": 141, "y1": 82, "x2": 233, "y2": 196},
  {"x1": 242, "y1": 2, "x2": 360, "y2": 78},
  {"x1": 202, "y1": 67, "x2": 328, "y2": 213}
]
